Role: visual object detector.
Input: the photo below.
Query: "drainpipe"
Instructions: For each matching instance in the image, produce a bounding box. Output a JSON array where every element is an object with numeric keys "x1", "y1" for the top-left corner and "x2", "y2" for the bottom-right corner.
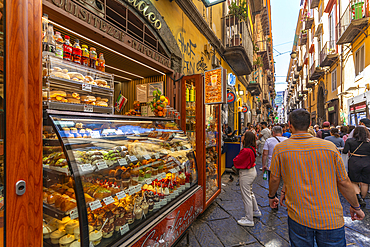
[{"x1": 339, "y1": 0, "x2": 344, "y2": 124}]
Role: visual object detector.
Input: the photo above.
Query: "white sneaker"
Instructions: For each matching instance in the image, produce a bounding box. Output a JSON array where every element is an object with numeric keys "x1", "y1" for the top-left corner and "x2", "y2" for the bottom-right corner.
[
  {"x1": 237, "y1": 218, "x2": 254, "y2": 227},
  {"x1": 253, "y1": 210, "x2": 262, "y2": 217}
]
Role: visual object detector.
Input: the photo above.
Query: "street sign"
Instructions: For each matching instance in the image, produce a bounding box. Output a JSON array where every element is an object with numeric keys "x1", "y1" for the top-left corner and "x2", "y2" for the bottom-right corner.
[{"x1": 227, "y1": 92, "x2": 236, "y2": 104}]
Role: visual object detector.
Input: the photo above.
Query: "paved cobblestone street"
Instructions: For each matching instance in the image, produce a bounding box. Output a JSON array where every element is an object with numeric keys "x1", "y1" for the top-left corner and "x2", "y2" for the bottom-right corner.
[{"x1": 178, "y1": 163, "x2": 370, "y2": 247}]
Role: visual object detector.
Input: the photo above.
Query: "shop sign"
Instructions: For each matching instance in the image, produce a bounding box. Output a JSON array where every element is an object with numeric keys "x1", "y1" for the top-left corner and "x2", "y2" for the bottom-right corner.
[
  {"x1": 124, "y1": 0, "x2": 162, "y2": 29},
  {"x1": 133, "y1": 188, "x2": 203, "y2": 247},
  {"x1": 355, "y1": 104, "x2": 366, "y2": 112},
  {"x1": 242, "y1": 106, "x2": 248, "y2": 113},
  {"x1": 227, "y1": 92, "x2": 236, "y2": 104},
  {"x1": 328, "y1": 106, "x2": 335, "y2": 112},
  {"x1": 204, "y1": 68, "x2": 226, "y2": 104},
  {"x1": 45, "y1": 0, "x2": 171, "y2": 68},
  {"x1": 227, "y1": 73, "x2": 236, "y2": 86}
]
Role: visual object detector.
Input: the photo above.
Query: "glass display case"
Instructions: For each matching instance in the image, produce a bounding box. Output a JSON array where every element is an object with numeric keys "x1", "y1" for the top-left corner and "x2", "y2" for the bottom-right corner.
[
  {"x1": 42, "y1": 110, "x2": 198, "y2": 247},
  {"x1": 205, "y1": 105, "x2": 220, "y2": 202},
  {"x1": 43, "y1": 55, "x2": 114, "y2": 114}
]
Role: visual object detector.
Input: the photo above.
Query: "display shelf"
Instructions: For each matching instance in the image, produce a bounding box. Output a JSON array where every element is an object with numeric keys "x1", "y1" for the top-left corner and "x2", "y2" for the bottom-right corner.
[
  {"x1": 43, "y1": 203, "x2": 70, "y2": 220},
  {"x1": 46, "y1": 101, "x2": 113, "y2": 114}
]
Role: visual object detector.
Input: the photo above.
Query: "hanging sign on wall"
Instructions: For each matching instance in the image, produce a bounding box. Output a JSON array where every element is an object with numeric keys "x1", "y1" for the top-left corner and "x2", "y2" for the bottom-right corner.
[{"x1": 204, "y1": 67, "x2": 226, "y2": 104}]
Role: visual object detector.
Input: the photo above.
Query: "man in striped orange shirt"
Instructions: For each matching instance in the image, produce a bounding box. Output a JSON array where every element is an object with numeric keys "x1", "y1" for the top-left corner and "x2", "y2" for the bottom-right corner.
[{"x1": 268, "y1": 109, "x2": 365, "y2": 247}]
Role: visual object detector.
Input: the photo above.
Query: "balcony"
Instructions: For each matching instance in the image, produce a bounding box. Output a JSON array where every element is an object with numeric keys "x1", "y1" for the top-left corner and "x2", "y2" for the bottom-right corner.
[
  {"x1": 263, "y1": 93, "x2": 272, "y2": 108},
  {"x1": 256, "y1": 40, "x2": 271, "y2": 70},
  {"x1": 320, "y1": 40, "x2": 339, "y2": 67},
  {"x1": 306, "y1": 76, "x2": 316, "y2": 88},
  {"x1": 223, "y1": 15, "x2": 253, "y2": 76},
  {"x1": 247, "y1": 81, "x2": 262, "y2": 96},
  {"x1": 309, "y1": 60, "x2": 325, "y2": 80},
  {"x1": 310, "y1": 0, "x2": 320, "y2": 9},
  {"x1": 337, "y1": 1, "x2": 370, "y2": 45},
  {"x1": 251, "y1": 0, "x2": 264, "y2": 14},
  {"x1": 260, "y1": 6, "x2": 270, "y2": 36},
  {"x1": 300, "y1": 32, "x2": 308, "y2": 46},
  {"x1": 305, "y1": 17, "x2": 314, "y2": 30}
]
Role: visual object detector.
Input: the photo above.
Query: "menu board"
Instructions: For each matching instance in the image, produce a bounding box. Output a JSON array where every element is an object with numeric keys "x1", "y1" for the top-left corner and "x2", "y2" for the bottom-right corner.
[{"x1": 204, "y1": 68, "x2": 226, "y2": 104}]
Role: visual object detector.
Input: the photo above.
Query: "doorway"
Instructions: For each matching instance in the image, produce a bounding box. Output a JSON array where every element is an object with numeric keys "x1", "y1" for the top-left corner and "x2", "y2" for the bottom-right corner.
[{"x1": 317, "y1": 86, "x2": 326, "y2": 126}]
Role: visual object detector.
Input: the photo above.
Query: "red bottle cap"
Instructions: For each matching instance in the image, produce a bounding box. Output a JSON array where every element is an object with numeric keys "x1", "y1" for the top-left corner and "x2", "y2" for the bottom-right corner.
[{"x1": 65, "y1": 35, "x2": 70, "y2": 39}]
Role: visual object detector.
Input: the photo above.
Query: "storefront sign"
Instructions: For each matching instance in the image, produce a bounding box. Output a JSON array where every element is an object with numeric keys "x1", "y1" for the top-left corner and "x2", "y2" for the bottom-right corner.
[
  {"x1": 124, "y1": 0, "x2": 162, "y2": 29},
  {"x1": 45, "y1": 0, "x2": 171, "y2": 68},
  {"x1": 328, "y1": 106, "x2": 335, "y2": 112},
  {"x1": 227, "y1": 73, "x2": 236, "y2": 86},
  {"x1": 133, "y1": 187, "x2": 203, "y2": 247},
  {"x1": 204, "y1": 68, "x2": 226, "y2": 104},
  {"x1": 227, "y1": 92, "x2": 236, "y2": 104}
]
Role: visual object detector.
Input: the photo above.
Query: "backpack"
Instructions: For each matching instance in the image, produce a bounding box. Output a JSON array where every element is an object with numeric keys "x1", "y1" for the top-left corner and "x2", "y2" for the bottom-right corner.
[{"x1": 321, "y1": 129, "x2": 331, "y2": 139}]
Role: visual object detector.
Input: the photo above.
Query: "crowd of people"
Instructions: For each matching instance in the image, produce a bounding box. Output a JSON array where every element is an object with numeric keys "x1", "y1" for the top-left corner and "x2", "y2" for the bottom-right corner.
[{"x1": 232, "y1": 110, "x2": 368, "y2": 246}]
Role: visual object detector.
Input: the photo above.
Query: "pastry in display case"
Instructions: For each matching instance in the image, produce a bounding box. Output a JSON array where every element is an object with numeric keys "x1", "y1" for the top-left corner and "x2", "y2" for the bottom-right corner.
[
  {"x1": 43, "y1": 55, "x2": 114, "y2": 114},
  {"x1": 42, "y1": 111, "x2": 198, "y2": 247},
  {"x1": 205, "y1": 105, "x2": 220, "y2": 201}
]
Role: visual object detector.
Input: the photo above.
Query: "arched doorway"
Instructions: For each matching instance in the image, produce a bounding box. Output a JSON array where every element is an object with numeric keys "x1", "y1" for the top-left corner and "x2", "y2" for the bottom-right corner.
[{"x1": 317, "y1": 84, "x2": 326, "y2": 126}]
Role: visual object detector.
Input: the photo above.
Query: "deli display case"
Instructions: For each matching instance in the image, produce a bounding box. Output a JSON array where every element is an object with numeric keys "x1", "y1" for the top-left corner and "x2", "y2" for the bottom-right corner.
[{"x1": 42, "y1": 110, "x2": 199, "y2": 247}]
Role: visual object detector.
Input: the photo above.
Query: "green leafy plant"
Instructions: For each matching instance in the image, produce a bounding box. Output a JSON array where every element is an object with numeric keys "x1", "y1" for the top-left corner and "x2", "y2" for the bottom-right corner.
[
  {"x1": 252, "y1": 41, "x2": 259, "y2": 53},
  {"x1": 253, "y1": 57, "x2": 263, "y2": 68},
  {"x1": 229, "y1": 0, "x2": 248, "y2": 21}
]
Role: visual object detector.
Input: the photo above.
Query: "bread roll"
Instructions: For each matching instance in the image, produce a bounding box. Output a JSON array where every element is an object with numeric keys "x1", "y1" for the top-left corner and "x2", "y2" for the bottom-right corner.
[
  {"x1": 96, "y1": 101, "x2": 108, "y2": 107},
  {"x1": 53, "y1": 67, "x2": 63, "y2": 72},
  {"x1": 81, "y1": 96, "x2": 96, "y2": 102},
  {"x1": 72, "y1": 78, "x2": 79, "y2": 81},
  {"x1": 43, "y1": 68, "x2": 48, "y2": 77},
  {"x1": 84, "y1": 76, "x2": 94, "y2": 82},
  {"x1": 51, "y1": 72, "x2": 70, "y2": 80},
  {"x1": 62, "y1": 69, "x2": 68, "y2": 73},
  {"x1": 50, "y1": 91, "x2": 67, "y2": 98},
  {"x1": 96, "y1": 97, "x2": 101, "y2": 101},
  {"x1": 95, "y1": 79, "x2": 108, "y2": 86},
  {"x1": 47, "y1": 194, "x2": 56, "y2": 204},
  {"x1": 67, "y1": 98, "x2": 81, "y2": 104},
  {"x1": 101, "y1": 98, "x2": 109, "y2": 102},
  {"x1": 67, "y1": 72, "x2": 84, "y2": 80},
  {"x1": 72, "y1": 93, "x2": 79, "y2": 99}
]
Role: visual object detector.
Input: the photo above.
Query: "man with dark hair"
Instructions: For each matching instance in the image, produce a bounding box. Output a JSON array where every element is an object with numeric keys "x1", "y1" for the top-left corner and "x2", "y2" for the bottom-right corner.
[
  {"x1": 268, "y1": 109, "x2": 365, "y2": 247},
  {"x1": 316, "y1": 121, "x2": 331, "y2": 139},
  {"x1": 258, "y1": 122, "x2": 271, "y2": 155},
  {"x1": 281, "y1": 123, "x2": 292, "y2": 138}
]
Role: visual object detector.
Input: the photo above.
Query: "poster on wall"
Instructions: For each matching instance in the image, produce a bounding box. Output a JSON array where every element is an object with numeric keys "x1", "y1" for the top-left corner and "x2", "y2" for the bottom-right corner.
[
  {"x1": 204, "y1": 67, "x2": 226, "y2": 104},
  {"x1": 136, "y1": 84, "x2": 148, "y2": 102},
  {"x1": 148, "y1": 82, "x2": 164, "y2": 97}
]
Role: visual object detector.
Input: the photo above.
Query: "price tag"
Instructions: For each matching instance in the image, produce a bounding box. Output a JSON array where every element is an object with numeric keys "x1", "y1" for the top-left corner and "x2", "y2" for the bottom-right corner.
[
  {"x1": 120, "y1": 224, "x2": 130, "y2": 235},
  {"x1": 91, "y1": 131, "x2": 100, "y2": 138},
  {"x1": 128, "y1": 155, "x2": 138, "y2": 162},
  {"x1": 118, "y1": 159, "x2": 128, "y2": 166},
  {"x1": 103, "y1": 196, "x2": 115, "y2": 206},
  {"x1": 144, "y1": 178, "x2": 153, "y2": 184},
  {"x1": 126, "y1": 185, "x2": 141, "y2": 195},
  {"x1": 96, "y1": 161, "x2": 108, "y2": 170},
  {"x1": 89, "y1": 200, "x2": 102, "y2": 211},
  {"x1": 116, "y1": 191, "x2": 126, "y2": 200},
  {"x1": 82, "y1": 83, "x2": 92, "y2": 92},
  {"x1": 155, "y1": 153, "x2": 160, "y2": 159},
  {"x1": 177, "y1": 146, "x2": 181, "y2": 151},
  {"x1": 84, "y1": 105, "x2": 94, "y2": 112},
  {"x1": 160, "y1": 199, "x2": 167, "y2": 206},
  {"x1": 170, "y1": 148, "x2": 175, "y2": 152},
  {"x1": 170, "y1": 168, "x2": 177, "y2": 174},
  {"x1": 143, "y1": 154, "x2": 151, "y2": 160},
  {"x1": 154, "y1": 203, "x2": 161, "y2": 210},
  {"x1": 70, "y1": 209, "x2": 78, "y2": 220},
  {"x1": 80, "y1": 164, "x2": 93, "y2": 172}
]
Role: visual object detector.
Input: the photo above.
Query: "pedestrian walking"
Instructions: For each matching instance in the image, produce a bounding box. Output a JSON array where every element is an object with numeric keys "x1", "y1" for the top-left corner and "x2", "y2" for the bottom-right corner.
[
  {"x1": 257, "y1": 122, "x2": 270, "y2": 156},
  {"x1": 324, "y1": 128, "x2": 345, "y2": 148},
  {"x1": 233, "y1": 131, "x2": 261, "y2": 227},
  {"x1": 342, "y1": 126, "x2": 370, "y2": 208},
  {"x1": 340, "y1": 125, "x2": 349, "y2": 142},
  {"x1": 316, "y1": 121, "x2": 331, "y2": 139},
  {"x1": 348, "y1": 118, "x2": 370, "y2": 138},
  {"x1": 268, "y1": 109, "x2": 365, "y2": 247}
]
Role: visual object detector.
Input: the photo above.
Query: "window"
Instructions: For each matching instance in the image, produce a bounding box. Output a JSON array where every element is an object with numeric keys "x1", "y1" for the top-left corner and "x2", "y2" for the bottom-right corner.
[
  {"x1": 329, "y1": 9, "x2": 335, "y2": 45},
  {"x1": 313, "y1": 87, "x2": 315, "y2": 101},
  {"x1": 355, "y1": 45, "x2": 365, "y2": 76},
  {"x1": 331, "y1": 68, "x2": 337, "y2": 92}
]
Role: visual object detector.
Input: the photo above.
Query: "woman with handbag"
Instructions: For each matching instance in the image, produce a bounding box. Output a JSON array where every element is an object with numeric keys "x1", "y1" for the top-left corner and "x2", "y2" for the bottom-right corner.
[
  {"x1": 343, "y1": 127, "x2": 370, "y2": 208},
  {"x1": 233, "y1": 131, "x2": 261, "y2": 227}
]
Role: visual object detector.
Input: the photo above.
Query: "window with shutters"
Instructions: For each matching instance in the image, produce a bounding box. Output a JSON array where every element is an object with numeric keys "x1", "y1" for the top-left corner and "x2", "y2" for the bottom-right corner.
[
  {"x1": 331, "y1": 68, "x2": 337, "y2": 92},
  {"x1": 355, "y1": 45, "x2": 365, "y2": 77}
]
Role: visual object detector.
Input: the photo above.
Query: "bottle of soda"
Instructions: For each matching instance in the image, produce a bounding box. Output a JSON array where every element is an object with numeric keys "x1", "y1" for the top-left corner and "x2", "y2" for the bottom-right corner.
[
  {"x1": 97, "y1": 53, "x2": 105, "y2": 72},
  {"x1": 263, "y1": 171, "x2": 268, "y2": 180},
  {"x1": 72, "y1": 39, "x2": 82, "y2": 64},
  {"x1": 54, "y1": 32, "x2": 64, "y2": 59},
  {"x1": 42, "y1": 23, "x2": 56, "y2": 57},
  {"x1": 42, "y1": 13, "x2": 49, "y2": 40},
  {"x1": 81, "y1": 45, "x2": 89, "y2": 66},
  {"x1": 89, "y1": 47, "x2": 97, "y2": 69},
  {"x1": 63, "y1": 35, "x2": 72, "y2": 61}
]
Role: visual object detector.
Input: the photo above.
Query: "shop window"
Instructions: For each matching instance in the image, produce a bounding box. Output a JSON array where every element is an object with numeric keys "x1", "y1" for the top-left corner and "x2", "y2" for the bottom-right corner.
[
  {"x1": 331, "y1": 68, "x2": 337, "y2": 92},
  {"x1": 355, "y1": 45, "x2": 365, "y2": 77}
]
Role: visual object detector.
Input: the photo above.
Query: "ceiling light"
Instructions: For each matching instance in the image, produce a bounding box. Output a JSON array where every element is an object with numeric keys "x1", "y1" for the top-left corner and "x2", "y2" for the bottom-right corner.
[
  {"x1": 106, "y1": 65, "x2": 143, "y2": 79},
  {"x1": 113, "y1": 74, "x2": 132, "y2": 81},
  {"x1": 49, "y1": 20, "x2": 166, "y2": 76}
]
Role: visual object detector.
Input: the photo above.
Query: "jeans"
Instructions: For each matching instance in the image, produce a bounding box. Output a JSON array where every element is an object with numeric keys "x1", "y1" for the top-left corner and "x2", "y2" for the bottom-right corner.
[
  {"x1": 288, "y1": 217, "x2": 346, "y2": 247},
  {"x1": 239, "y1": 167, "x2": 259, "y2": 221}
]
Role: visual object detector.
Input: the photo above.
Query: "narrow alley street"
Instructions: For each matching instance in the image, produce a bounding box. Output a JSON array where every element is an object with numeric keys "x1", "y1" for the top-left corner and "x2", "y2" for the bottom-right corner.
[{"x1": 178, "y1": 167, "x2": 370, "y2": 247}]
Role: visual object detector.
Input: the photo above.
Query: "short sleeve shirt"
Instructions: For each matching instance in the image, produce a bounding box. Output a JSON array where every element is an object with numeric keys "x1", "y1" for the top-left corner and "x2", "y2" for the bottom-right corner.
[
  {"x1": 263, "y1": 136, "x2": 288, "y2": 168},
  {"x1": 270, "y1": 133, "x2": 349, "y2": 230}
]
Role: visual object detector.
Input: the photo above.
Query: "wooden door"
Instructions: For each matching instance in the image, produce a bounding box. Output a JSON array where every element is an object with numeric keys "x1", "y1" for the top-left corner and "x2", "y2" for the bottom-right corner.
[{"x1": 5, "y1": 0, "x2": 43, "y2": 246}]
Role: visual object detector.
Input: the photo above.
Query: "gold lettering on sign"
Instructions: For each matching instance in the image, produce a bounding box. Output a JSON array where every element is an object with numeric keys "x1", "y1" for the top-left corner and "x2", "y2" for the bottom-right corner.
[{"x1": 125, "y1": 0, "x2": 162, "y2": 30}]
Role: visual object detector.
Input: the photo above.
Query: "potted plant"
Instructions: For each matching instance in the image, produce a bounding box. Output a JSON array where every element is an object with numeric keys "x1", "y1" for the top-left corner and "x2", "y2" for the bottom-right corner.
[{"x1": 228, "y1": 0, "x2": 248, "y2": 23}]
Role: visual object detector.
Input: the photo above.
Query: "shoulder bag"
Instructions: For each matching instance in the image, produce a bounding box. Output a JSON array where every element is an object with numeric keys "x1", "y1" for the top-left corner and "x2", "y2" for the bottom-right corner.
[
  {"x1": 349, "y1": 142, "x2": 364, "y2": 159},
  {"x1": 274, "y1": 136, "x2": 281, "y2": 143}
]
